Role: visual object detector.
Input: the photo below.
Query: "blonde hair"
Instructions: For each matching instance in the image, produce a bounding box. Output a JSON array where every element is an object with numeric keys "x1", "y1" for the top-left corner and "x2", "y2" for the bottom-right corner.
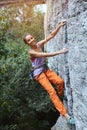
[{"x1": 23, "y1": 33, "x2": 30, "y2": 44}]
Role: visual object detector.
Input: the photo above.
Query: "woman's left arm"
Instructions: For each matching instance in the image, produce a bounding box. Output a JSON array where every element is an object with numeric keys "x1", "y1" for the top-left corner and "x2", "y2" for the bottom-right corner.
[{"x1": 37, "y1": 20, "x2": 66, "y2": 47}]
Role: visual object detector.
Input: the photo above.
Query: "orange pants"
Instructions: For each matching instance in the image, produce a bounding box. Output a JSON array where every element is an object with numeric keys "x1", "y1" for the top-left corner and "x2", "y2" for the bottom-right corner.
[{"x1": 35, "y1": 69, "x2": 67, "y2": 116}]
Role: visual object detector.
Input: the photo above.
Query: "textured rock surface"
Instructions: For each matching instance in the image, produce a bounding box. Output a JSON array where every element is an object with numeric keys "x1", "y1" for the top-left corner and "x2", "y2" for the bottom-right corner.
[
  {"x1": 51, "y1": 115, "x2": 70, "y2": 130},
  {"x1": 45, "y1": 0, "x2": 87, "y2": 130},
  {"x1": 51, "y1": 100, "x2": 71, "y2": 130}
]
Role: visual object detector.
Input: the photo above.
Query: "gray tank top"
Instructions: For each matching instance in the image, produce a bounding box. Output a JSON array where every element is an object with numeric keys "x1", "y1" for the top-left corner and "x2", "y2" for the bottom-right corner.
[{"x1": 30, "y1": 44, "x2": 46, "y2": 77}]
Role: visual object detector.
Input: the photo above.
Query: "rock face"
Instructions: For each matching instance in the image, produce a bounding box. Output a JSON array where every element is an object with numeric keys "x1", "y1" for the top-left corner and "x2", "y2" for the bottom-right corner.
[
  {"x1": 51, "y1": 115, "x2": 71, "y2": 130},
  {"x1": 45, "y1": 0, "x2": 87, "y2": 130}
]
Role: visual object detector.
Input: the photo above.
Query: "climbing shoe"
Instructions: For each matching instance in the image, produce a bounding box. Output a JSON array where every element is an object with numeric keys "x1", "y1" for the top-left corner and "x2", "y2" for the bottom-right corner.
[{"x1": 67, "y1": 117, "x2": 75, "y2": 125}]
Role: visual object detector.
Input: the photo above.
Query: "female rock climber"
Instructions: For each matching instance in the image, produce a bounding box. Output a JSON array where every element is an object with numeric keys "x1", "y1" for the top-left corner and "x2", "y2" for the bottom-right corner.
[{"x1": 23, "y1": 20, "x2": 75, "y2": 125}]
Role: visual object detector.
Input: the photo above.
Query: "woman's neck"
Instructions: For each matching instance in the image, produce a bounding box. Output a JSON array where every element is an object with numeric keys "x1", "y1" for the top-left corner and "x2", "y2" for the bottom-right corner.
[{"x1": 30, "y1": 44, "x2": 37, "y2": 50}]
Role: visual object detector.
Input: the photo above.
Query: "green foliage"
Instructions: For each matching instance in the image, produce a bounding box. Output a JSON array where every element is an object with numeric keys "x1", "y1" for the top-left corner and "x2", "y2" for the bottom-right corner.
[
  {"x1": 0, "y1": 7, "x2": 17, "y2": 59},
  {"x1": 0, "y1": 4, "x2": 52, "y2": 130}
]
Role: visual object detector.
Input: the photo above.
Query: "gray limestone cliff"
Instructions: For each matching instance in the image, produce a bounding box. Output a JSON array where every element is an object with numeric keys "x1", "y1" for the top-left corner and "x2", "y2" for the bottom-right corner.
[{"x1": 44, "y1": 0, "x2": 87, "y2": 130}]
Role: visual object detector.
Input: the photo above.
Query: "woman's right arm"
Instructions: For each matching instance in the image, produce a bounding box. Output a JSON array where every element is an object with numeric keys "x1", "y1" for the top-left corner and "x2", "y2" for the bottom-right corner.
[{"x1": 29, "y1": 48, "x2": 68, "y2": 58}]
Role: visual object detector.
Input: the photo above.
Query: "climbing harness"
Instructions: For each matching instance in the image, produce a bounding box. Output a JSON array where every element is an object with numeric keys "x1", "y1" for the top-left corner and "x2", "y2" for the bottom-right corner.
[{"x1": 29, "y1": 63, "x2": 47, "y2": 80}]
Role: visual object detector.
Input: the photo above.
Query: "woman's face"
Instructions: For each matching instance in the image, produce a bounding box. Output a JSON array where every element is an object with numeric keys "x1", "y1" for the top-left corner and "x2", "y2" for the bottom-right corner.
[{"x1": 25, "y1": 34, "x2": 36, "y2": 46}]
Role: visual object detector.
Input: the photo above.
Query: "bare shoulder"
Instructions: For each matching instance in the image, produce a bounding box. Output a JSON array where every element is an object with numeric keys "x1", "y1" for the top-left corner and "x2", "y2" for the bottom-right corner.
[
  {"x1": 37, "y1": 39, "x2": 46, "y2": 47},
  {"x1": 28, "y1": 49, "x2": 34, "y2": 54},
  {"x1": 28, "y1": 49, "x2": 37, "y2": 58},
  {"x1": 28, "y1": 50, "x2": 33, "y2": 59}
]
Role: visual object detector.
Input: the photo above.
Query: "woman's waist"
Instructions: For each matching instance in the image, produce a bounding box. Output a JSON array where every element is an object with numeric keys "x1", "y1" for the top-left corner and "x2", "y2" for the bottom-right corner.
[
  {"x1": 33, "y1": 64, "x2": 48, "y2": 76},
  {"x1": 32, "y1": 62, "x2": 46, "y2": 70}
]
